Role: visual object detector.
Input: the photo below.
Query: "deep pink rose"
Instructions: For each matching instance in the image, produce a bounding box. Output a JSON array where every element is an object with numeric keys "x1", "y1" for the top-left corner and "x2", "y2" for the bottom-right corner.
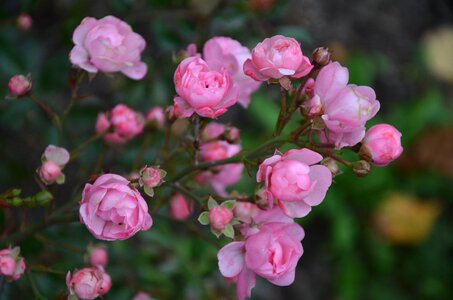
[
  {"x1": 89, "y1": 247, "x2": 108, "y2": 267},
  {"x1": 0, "y1": 248, "x2": 26, "y2": 281},
  {"x1": 38, "y1": 160, "x2": 61, "y2": 184},
  {"x1": 203, "y1": 36, "x2": 261, "y2": 107},
  {"x1": 173, "y1": 56, "x2": 238, "y2": 119},
  {"x1": 66, "y1": 267, "x2": 111, "y2": 300},
  {"x1": 310, "y1": 62, "x2": 380, "y2": 148},
  {"x1": 145, "y1": 107, "x2": 165, "y2": 128},
  {"x1": 8, "y1": 74, "x2": 32, "y2": 96},
  {"x1": 243, "y1": 35, "x2": 313, "y2": 81},
  {"x1": 209, "y1": 205, "x2": 234, "y2": 230},
  {"x1": 256, "y1": 148, "x2": 332, "y2": 218},
  {"x1": 96, "y1": 104, "x2": 144, "y2": 144},
  {"x1": 361, "y1": 124, "x2": 403, "y2": 166},
  {"x1": 169, "y1": 193, "x2": 192, "y2": 220},
  {"x1": 69, "y1": 16, "x2": 147, "y2": 80},
  {"x1": 218, "y1": 208, "x2": 304, "y2": 300},
  {"x1": 79, "y1": 174, "x2": 152, "y2": 241}
]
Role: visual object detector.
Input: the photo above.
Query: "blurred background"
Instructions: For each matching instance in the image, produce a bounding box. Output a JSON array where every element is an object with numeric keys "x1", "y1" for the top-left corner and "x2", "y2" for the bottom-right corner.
[{"x1": 0, "y1": 0, "x2": 452, "y2": 299}]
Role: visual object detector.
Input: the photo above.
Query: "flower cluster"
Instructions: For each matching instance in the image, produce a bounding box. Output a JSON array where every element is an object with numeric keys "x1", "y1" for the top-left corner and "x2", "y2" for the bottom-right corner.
[{"x1": 38, "y1": 145, "x2": 70, "y2": 185}]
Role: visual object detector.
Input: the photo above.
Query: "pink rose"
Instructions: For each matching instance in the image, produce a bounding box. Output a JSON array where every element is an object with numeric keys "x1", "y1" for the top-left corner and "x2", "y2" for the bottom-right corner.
[
  {"x1": 209, "y1": 205, "x2": 233, "y2": 230},
  {"x1": 96, "y1": 104, "x2": 145, "y2": 145},
  {"x1": 203, "y1": 36, "x2": 261, "y2": 107},
  {"x1": 43, "y1": 144, "x2": 70, "y2": 166},
  {"x1": 360, "y1": 124, "x2": 403, "y2": 166},
  {"x1": 69, "y1": 16, "x2": 147, "y2": 80},
  {"x1": 38, "y1": 160, "x2": 61, "y2": 184},
  {"x1": 169, "y1": 193, "x2": 192, "y2": 220},
  {"x1": 173, "y1": 56, "x2": 238, "y2": 119},
  {"x1": 218, "y1": 208, "x2": 304, "y2": 300},
  {"x1": 79, "y1": 174, "x2": 152, "y2": 241},
  {"x1": 8, "y1": 74, "x2": 32, "y2": 97},
  {"x1": 89, "y1": 247, "x2": 108, "y2": 267},
  {"x1": 140, "y1": 166, "x2": 166, "y2": 189},
  {"x1": 243, "y1": 35, "x2": 313, "y2": 81},
  {"x1": 256, "y1": 148, "x2": 332, "y2": 218},
  {"x1": 66, "y1": 267, "x2": 111, "y2": 300},
  {"x1": 16, "y1": 13, "x2": 32, "y2": 31},
  {"x1": 310, "y1": 62, "x2": 380, "y2": 148},
  {"x1": 0, "y1": 247, "x2": 26, "y2": 281},
  {"x1": 145, "y1": 107, "x2": 165, "y2": 128},
  {"x1": 196, "y1": 140, "x2": 243, "y2": 196}
]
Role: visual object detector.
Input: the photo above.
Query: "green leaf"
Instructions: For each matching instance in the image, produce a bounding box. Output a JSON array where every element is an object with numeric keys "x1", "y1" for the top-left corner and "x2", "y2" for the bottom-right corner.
[
  {"x1": 56, "y1": 173, "x2": 65, "y2": 185},
  {"x1": 144, "y1": 185, "x2": 155, "y2": 197},
  {"x1": 207, "y1": 197, "x2": 218, "y2": 209},
  {"x1": 197, "y1": 212, "x2": 210, "y2": 225},
  {"x1": 222, "y1": 224, "x2": 235, "y2": 239},
  {"x1": 221, "y1": 200, "x2": 236, "y2": 210}
]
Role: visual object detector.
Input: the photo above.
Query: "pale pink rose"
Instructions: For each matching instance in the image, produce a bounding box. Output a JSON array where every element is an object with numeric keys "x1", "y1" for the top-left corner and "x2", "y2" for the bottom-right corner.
[
  {"x1": 209, "y1": 205, "x2": 233, "y2": 230},
  {"x1": 16, "y1": 13, "x2": 32, "y2": 31},
  {"x1": 361, "y1": 124, "x2": 403, "y2": 166},
  {"x1": 310, "y1": 62, "x2": 380, "y2": 148},
  {"x1": 233, "y1": 202, "x2": 259, "y2": 224},
  {"x1": 145, "y1": 107, "x2": 165, "y2": 128},
  {"x1": 79, "y1": 174, "x2": 152, "y2": 241},
  {"x1": 243, "y1": 35, "x2": 313, "y2": 82},
  {"x1": 66, "y1": 267, "x2": 111, "y2": 300},
  {"x1": 0, "y1": 248, "x2": 26, "y2": 281},
  {"x1": 69, "y1": 16, "x2": 147, "y2": 80},
  {"x1": 96, "y1": 104, "x2": 145, "y2": 145},
  {"x1": 140, "y1": 166, "x2": 166, "y2": 188},
  {"x1": 8, "y1": 74, "x2": 32, "y2": 96},
  {"x1": 218, "y1": 209, "x2": 304, "y2": 300},
  {"x1": 38, "y1": 160, "x2": 61, "y2": 185},
  {"x1": 43, "y1": 144, "x2": 70, "y2": 166},
  {"x1": 203, "y1": 36, "x2": 261, "y2": 107},
  {"x1": 133, "y1": 291, "x2": 154, "y2": 300},
  {"x1": 169, "y1": 193, "x2": 192, "y2": 220},
  {"x1": 173, "y1": 56, "x2": 238, "y2": 119},
  {"x1": 196, "y1": 140, "x2": 243, "y2": 196},
  {"x1": 89, "y1": 247, "x2": 108, "y2": 267},
  {"x1": 256, "y1": 148, "x2": 332, "y2": 218}
]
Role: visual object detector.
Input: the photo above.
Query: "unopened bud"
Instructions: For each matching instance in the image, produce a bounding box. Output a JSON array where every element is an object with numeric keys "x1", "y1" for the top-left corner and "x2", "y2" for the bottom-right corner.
[
  {"x1": 322, "y1": 158, "x2": 341, "y2": 176},
  {"x1": 34, "y1": 190, "x2": 53, "y2": 206},
  {"x1": 224, "y1": 126, "x2": 240, "y2": 143},
  {"x1": 352, "y1": 160, "x2": 371, "y2": 177},
  {"x1": 16, "y1": 13, "x2": 32, "y2": 31},
  {"x1": 312, "y1": 47, "x2": 331, "y2": 66},
  {"x1": 8, "y1": 74, "x2": 32, "y2": 97}
]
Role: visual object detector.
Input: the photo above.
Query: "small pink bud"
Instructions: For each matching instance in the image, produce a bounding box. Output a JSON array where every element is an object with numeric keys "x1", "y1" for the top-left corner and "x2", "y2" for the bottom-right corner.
[
  {"x1": 360, "y1": 124, "x2": 403, "y2": 166},
  {"x1": 8, "y1": 74, "x2": 32, "y2": 97},
  {"x1": 98, "y1": 271, "x2": 112, "y2": 296},
  {"x1": 16, "y1": 13, "x2": 32, "y2": 31},
  {"x1": 0, "y1": 247, "x2": 26, "y2": 281},
  {"x1": 209, "y1": 206, "x2": 233, "y2": 231},
  {"x1": 0, "y1": 256, "x2": 16, "y2": 276},
  {"x1": 140, "y1": 166, "x2": 166, "y2": 189},
  {"x1": 233, "y1": 202, "x2": 259, "y2": 223},
  {"x1": 39, "y1": 161, "x2": 61, "y2": 185},
  {"x1": 89, "y1": 247, "x2": 108, "y2": 267},
  {"x1": 225, "y1": 126, "x2": 240, "y2": 143},
  {"x1": 146, "y1": 107, "x2": 165, "y2": 128},
  {"x1": 169, "y1": 193, "x2": 192, "y2": 220},
  {"x1": 312, "y1": 47, "x2": 331, "y2": 66}
]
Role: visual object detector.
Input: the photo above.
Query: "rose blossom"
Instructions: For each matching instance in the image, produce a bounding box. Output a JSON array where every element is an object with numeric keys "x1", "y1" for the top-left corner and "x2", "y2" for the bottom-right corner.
[
  {"x1": 89, "y1": 247, "x2": 108, "y2": 267},
  {"x1": 16, "y1": 13, "x2": 32, "y2": 31},
  {"x1": 218, "y1": 208, "x2": 304, "y2": 300},
  {"x1": 0, "y1": 247, "x2": 26, "y2": 281},
  {"x1": 69, "y1": 16, "x2": 147, "y2": 80},
  {"x1": 243, "y1": 35, "x2": 313, "y2": 82},
  {"x1": 169, "y1": 193, "x2": 192, "y2": 220},
  {"x1": 203, "y1": 36, "x2": 261, "y2": 107},
  {"x1": 256, "y1": 148, "x2": 332, "y2": 218},
  {"x1": 66, "y1": 267, "x2": 111, "y2": 300},
  {"x1": 145, "y1": 107, "x2": 165, "y2": 128},
  {"x1": 79, "y1": 174, "x2": 152, "y2": 241},
  {"x1": 309, "y1": 62, "x2": 380, "y2": 148},
  {"x1": 173, "y1": 56, "x2": 238, "y2": 118},
  {"x1": 96, "y1": 104, "x2": 145, "y2": 144},
  {"x1": 209, "y1": 205, "x2": 234, "y2": 230},
  {"x1": 140, "y1": 166, "x2": 166, "y2": 188},
  {"x1": 8, "y1": 74, "x2": 32, "y2": 97},
  {"x1": 360, "y1": 124, "x2": 403, "y2": 166},
  {"x1": 38, "y1": 160, "x2": 61, "y2": 184}
]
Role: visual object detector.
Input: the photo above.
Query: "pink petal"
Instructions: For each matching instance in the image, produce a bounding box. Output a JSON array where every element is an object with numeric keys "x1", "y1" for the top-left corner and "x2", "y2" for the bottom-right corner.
[
  {"x1": 72, "y1": 17, "x2": 97, "y2": 45},
  {"x1": 268, "y1": 269, "x2": 296, "y2": 286},
  {"x1": 236, "y1": 266, "x2": 256, "y2": 300},
  {"x1": 69, "y1": 46, "x2": 98, "y2": 73},
  {"x1": 173, "y1": 96, "x2": 194, "y2": 118},
  {"x1": 304, "y1": 165, "x2": 332, "y2": 206},
  {"x1": 278, "y1": 199, "x2": 312, "y2": 218},
  {"x1": 282, "y1": 148, "x2": 323, "y2": 165},
  {"x1": 243, "y1": 59, "x2": 269, "y2": 81},
  {"x1": 121, "y1": 62, "x2": 148, "y2": 80},
  {"x1": 218, "y1": 242, "x2": 246, "y2": 278}
]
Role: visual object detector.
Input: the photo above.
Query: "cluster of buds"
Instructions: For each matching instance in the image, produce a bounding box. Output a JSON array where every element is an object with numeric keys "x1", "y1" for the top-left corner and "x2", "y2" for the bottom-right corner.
[{"x1": 38, "y1": 145, "x2": 70, "y2": 185}]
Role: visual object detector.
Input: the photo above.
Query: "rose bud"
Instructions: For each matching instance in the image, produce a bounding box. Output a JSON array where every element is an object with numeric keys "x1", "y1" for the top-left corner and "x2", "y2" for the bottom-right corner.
[
  {"x1": 169, "y1": 193, "x2": 192, "y2": 221},
  {"x1": 312, "y1": 47, "x2": 331, "y2": 66},
  {"x1": 360, "y1": 124, "x2": 403, "y2": 166},
  {"x1": 145, "y1": 107, "x2": 165, "y2": 129},
  {"x1": 66, "y1": 267, "x2": 111, "y2": 300},
  {"x1": 70, "y1": 16, "x2": 147, "y2": 80},
  {"x1": 89, "y1": 247, "x2": 108, "y2": 267},
  {"x1": 209, "y1": 205, "x2": 234, "y2": 231},
  {"x1": 139, "y1": 166, "x2": 167, "y2": 197},
  {"x1": 16, "y1": 13, "x2": 32, "y2": 31},
  {"x1": 38, "y1": 160, "x2": 62, "y2": 185},
  {"x1": 0, "y1": 247, "x2": 26, "y2": 281},
  {"x1": 352, "y1": 160, "x2": 371, "y2": 177},
  {"x1": 224, "y1": 126, "x2": 240, "y2": 143},
  {"x1": 8, "y1": 74, "x2": 32, "y2": 97},
  {"x1": 243, "y1": 35, "x2": 313, "y2": 82}
]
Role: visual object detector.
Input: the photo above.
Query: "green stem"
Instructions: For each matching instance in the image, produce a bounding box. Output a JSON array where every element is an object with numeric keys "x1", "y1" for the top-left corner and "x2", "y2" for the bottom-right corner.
[
  {"x1": 27, "y1": 271, "x2": 48, "y2": 300},
  {"x1": 69, "y1": 130, "x2": 107, "y2": 161},
  {"x1": 29, "y1": 94, "x2": 63, "y2": 143},
  {"x1": 170, "y1": 182, "x2": 204, "y2": 206},
  {"x1": 30, "y1": 265, "x2": 67, "y2": 276}
]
